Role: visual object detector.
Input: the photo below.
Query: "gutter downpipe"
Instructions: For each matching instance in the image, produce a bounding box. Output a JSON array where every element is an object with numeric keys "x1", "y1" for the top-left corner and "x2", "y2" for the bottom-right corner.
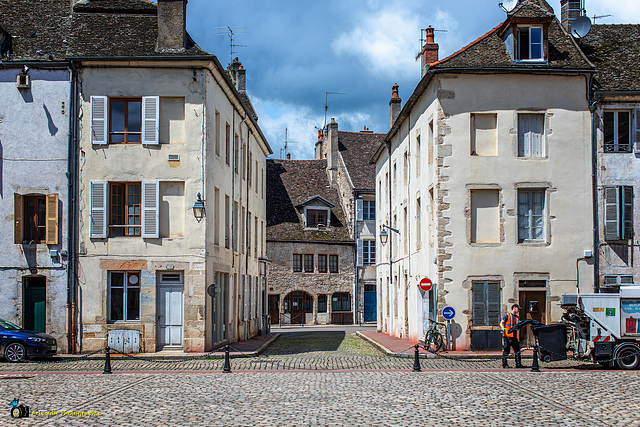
[
  {"x1": 590, "y1": 81, "x2": 600, "y2": 293},
  {"x1": 386, "y1": 141, "x2": 393, "y2": 332},
  {"x1": 352, "y1": 190, "x2": 358, "y2": 325},
  {"x1": 67, "y1": 61, "x2": 78, "y2": 353}
]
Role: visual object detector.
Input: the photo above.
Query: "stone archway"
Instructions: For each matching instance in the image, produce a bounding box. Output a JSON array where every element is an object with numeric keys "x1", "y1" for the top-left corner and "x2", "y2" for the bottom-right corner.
[{"x1": 283, "y1": 291, "x2": 313, "y2": 324}]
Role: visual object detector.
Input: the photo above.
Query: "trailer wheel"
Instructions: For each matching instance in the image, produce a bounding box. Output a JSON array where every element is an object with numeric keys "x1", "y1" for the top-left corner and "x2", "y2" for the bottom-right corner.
[{"x1": 614, "y1": 343, "x2": 640, "y2": 370}]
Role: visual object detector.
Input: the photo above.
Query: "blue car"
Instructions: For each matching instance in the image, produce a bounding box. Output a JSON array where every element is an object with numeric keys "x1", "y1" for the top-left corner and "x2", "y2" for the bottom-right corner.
[{"x1": 0, "y1": 318, "x2": 57, "y2": 362}]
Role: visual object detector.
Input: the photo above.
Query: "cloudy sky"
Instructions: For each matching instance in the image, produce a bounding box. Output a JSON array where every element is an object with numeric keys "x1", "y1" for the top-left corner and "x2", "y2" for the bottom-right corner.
[{"x1": 177, "y1": 0, "x2": 640, "y2": 159}]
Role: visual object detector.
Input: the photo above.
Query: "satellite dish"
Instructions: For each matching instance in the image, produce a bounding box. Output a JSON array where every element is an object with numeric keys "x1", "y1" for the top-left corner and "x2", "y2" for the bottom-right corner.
[
  {"x1": 501, "y1": 0, "x2": 518, "y2": 12},
  {"x1": 571, "y1": 15, "x2": 592, "y2": 38}
]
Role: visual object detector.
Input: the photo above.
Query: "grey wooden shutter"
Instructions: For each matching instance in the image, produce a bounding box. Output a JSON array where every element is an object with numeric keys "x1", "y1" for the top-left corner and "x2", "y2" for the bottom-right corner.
[
  {"x1": 487, "y1": 282, "x2": 501, "y2": 325},
  {"x1": 623, "y1": 186, "x2": 634, "y2": 240},
  {"x1": 604, "y1": 186, "x2": 620, "y2": 240},
  {"x1": 142, "y1": 181, "x2": 159, "y2": 238},
  {"x1": 635, "y1": 109, "x2": 640, "y2": 153},
  {"x1": 90, "y1": 96, "x2": 108, "y2": 145},
  {"x1": 90, "y1": 181, "x2": 108, "y2": 238},
  {"x1": 472, "y1": 281, "x2": 486, "y2": 326},
  {"x1": 357, "y1": 239, "x2": 363, "y2": 266},
  {"x1": 142, "y1": 96, "x2": 159, "y2": 145},
  {"x1": 356, "y1": 199, "x2": 363, "y2": 221}
]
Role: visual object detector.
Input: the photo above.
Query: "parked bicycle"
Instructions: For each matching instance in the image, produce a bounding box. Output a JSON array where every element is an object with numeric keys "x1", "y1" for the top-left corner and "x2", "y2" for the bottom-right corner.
[{"x1": 423, "y1": 319, "x2": 446, "y2": 353}]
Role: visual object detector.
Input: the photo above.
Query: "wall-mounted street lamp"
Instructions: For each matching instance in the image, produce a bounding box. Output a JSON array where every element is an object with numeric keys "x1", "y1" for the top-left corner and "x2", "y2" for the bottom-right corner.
[
  {"x1": 192, "y1": 192, "x2": 205, "y2": 222},
  {"x1": 379, "y1": 224, "x2": 400, "y2": 246}
]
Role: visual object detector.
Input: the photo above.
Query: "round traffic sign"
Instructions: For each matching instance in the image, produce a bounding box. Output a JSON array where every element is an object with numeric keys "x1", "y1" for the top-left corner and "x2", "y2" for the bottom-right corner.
[
  {"x1": 442, "y1": 306, "x2": 455, "y2": 320},
  {"x1": 419, "y1": 277, "x2": 433, "y2": 292}
]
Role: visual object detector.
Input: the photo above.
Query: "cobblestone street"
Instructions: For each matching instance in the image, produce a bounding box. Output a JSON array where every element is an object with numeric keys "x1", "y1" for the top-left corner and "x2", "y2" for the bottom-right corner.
[{"x1": 0, "y1": 331, "x2": 638, "y2": 426}]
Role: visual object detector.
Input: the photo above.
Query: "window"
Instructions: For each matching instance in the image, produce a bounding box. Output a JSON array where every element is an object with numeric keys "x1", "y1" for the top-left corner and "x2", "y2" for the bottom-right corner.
[
  {"x1": 518, "y1": 114, "x2": 545, "y2": 158},
  {"x1": 518, "y1": 189, "x2": 545, "y2": 242},
  {"x1": 15, "y1": 193, "x2": 59, "y2": 245},
  {"x1": 225, "y1": 123, "x2": 230, "y2": 165},
  {"x1": 234, "y1": 134, "x2": 239, "y2": 173},
  {"x1": 90, "y1": 96, "x2": 159, "y2": 145},
  {"x1": 604, "y1": 111, "x2": 631, "y2": 153},
  {"x1": 416, "y1": 198, "x2": 422, "y2": 250},
  {"x1": 214, "y1": 188, "x2": 220, "y2": 246},
  {"x1": 248, "y1": 152, "x2": 253, "y2": 187},
  {"x1": 318, "y1": 254, "x2": 327, "y2": 273},
  {"x1": 472, "y1": 280, "x2": 500, "y2": 326},
  {"x1": 332, "y1": 293, "x2": 350, "y2": 312},
  {"x1": 215, "y1": 111, "x2": 220, "y2": 156},
  {"x1": 471, "y1": 113, "x2": 497, "y2": 156},
  {"x1": 329, "y1": 255, "x2": 339, "y2": 273},
  {"x1": 293, "y1": 254, "x2": 302, "y2": 272},
  {"x1": 304, "y1": 254, "x2": 314, "y2": 272},
  {"x1": 604, "y1": 186, "x2": 634, "y2": 241},
  {"x1": 110, "y1": 182, "x2": 141, "y2": 236},
  {"x1": 22, "y1": 195, "x2": 45, "y2": 243},
  {"x1": 306, "y1": 209, "x2": 328, "y2": 228},
  {"x1": 517, "y1": 26, "x2": 543, "y2": 61},
  {"x1": 318, "y1": 295, "x2": 327, "y2": 313},
  {"x1": 90, "y1": 181, "x2": 159, "y2": 239},
  {"x1": 470, "y1": 189, "x2": 500, "y2": 244},
  {"x1": 224, "y1": 195, "x2": 230, "y2": 249},
  {"x1": 109, "y1": 271, "x2": 140, "y2": 321},
  {"x1": 403, "y1": 151, "x2": 408, "y2": 186},
  {"x1": 363, "y1": 201, "x2": 375, "y2": 221},
  {"x1": 416, "y1": 133, "x2": 422, "y2": 175},
  {"x1": 428, "y1": 120, "x2": 434, "y2": 165},
  {"x1": 233, "y1": 202, "x2": 238, "y2": 251},
  {"x1": 362, "y1": 240, "x2": 376, "y2": 265}
]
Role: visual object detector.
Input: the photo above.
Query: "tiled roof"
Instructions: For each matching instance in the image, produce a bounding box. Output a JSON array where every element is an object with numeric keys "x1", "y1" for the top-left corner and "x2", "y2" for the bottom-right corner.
[
  {"x1": 579, "y1": 24, "x2": 640, "y2": 92},
  {"x1": 0, "y1": 0, "x2": 209, "y2": 62},
  {"x1": 266, "y1": 159, "x2": 352, "y2": 243},
  {"x1": 338, "y1": 131, "x2": 385, "y2": 192}
]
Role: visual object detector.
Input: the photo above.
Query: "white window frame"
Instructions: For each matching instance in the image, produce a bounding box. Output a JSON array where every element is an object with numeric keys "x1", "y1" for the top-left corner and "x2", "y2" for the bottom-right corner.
[
  {"x1": 517, "y1": 113, "x2": 545, "y2": 158},
  {"x1": 517, "y1": 189, "x2": 546, "y2": 243},
  {"x1": 517, "y1": 26, "x2": 544, "y2": 62},
  {"x1": 603, "y1": 110, "x2": 632, "y2": 153}
]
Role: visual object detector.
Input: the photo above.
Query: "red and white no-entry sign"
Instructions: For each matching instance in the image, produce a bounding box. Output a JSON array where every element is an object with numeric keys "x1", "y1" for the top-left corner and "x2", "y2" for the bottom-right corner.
[{"x1": 419, "y1": 277, "x2": 433, "y2": 292}]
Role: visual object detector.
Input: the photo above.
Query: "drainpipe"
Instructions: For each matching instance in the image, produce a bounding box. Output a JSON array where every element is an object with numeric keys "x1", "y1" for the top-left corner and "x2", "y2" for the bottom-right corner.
[
  {"x1": 590, "y1": 80, "x2": 600, "y2": 293},
  {"x1": 352, "y1": 190, "x2": 358, "y2": 325},
  {"x1": 67, "y1": 61, "x2": 78, "y2": 354}
]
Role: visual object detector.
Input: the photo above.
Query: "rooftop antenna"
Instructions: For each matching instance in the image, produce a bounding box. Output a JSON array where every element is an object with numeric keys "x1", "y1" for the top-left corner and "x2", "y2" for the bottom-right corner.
[
  {"x1": 592, "y1": 14, "x2": 612, "y2": 23},
  {"x1": 323, "y1": 92, "x2": 346, "y2": 130},
  {"x1": 499, "y1": 0, "x2": 518, "y2": 13},
  {"x1": 280, "y1": 128, "x2": 298, "y2": 159},
  {"x1": 215, "y1": 27, "x2": 248, "y2": 64}
]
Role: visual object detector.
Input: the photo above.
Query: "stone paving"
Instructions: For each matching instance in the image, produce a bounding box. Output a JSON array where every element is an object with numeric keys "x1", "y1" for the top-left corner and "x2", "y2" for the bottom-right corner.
[{"x1": 0, "y1": 331, "x2": 638, "y2": 425}]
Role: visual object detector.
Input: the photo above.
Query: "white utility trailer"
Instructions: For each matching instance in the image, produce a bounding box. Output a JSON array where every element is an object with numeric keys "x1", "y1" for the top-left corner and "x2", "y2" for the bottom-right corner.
[{"x1": 561, "y1": 286, "x2": 640, "y2": 370}]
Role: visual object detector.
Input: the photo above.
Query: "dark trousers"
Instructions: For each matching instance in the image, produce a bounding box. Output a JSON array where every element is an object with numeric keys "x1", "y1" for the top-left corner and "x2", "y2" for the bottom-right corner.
[{"x1": 502, "y1": 336, "x2": 522, "y2": 367}]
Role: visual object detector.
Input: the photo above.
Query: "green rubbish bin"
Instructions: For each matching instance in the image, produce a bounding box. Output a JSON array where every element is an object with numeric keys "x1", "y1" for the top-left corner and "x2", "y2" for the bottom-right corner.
[{"x1": 533, "y1": 324, "x2": 567, "y2": 362}]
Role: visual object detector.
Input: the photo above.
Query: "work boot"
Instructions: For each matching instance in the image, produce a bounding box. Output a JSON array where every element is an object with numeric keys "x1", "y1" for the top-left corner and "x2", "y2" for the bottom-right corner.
[
  {"x1": 502, "y1": 358, "x2": 510, "y2": 369},
  {"x1": 515, "y1": 354, "x2": 524, "y2": 368}
]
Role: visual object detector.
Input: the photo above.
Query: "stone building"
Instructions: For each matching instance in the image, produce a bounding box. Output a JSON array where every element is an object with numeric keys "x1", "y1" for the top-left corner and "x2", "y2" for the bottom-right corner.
[
  {"x1": 372, "y1": 0, "x2": 595, "y2": 349},
  {"x1": 315, "y1": 121, "x2": 385, "y2": 323},
  {"x1": 266, "y1": 159, "x2": 355, "y2": 324},
  {"x1": 578, "y1": 21, "x2": 640, "y2": 293}
]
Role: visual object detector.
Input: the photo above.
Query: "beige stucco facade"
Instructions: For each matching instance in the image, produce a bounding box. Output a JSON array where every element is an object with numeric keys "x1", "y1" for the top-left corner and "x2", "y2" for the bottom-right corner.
[
  {"x1": 376, "y1": 73, "x2": 594, "y2": 349},
  {"x1": 77, "y1": 61, "x2": 270, "y2": 353}
]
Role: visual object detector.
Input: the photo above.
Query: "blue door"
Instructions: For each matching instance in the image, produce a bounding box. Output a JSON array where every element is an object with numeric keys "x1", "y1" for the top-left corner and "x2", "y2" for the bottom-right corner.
[{"x1": 363, "y1": 285, "x2": 377, "y2": 322}]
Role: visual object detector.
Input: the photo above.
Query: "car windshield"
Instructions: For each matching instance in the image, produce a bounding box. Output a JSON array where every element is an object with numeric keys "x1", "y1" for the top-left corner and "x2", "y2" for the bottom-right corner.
[{"x1": 0, "y1": 319, "x2": 22, "y2": 331}]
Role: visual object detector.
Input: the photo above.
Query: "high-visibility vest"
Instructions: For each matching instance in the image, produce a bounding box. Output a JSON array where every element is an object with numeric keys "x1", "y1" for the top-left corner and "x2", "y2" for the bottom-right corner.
[{"x1": 503, "y1": 313, "x2": 519, "y2": 339}]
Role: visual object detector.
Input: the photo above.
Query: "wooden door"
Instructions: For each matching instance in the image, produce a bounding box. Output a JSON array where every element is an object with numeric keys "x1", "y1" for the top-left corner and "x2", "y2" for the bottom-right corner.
[
  {"x1": 268, "y1": 295, "x2": 280, "y2": 324},
  {"x1": 158, "y1": 285, "x2": 184, "y2": 347},
  {"x1": 23, "y1": 277, "x2": 46, "y2": 333},
  {"x1": 519, "y1": 290, "x2": 546, "y2": 348},
  {"x1": 290, "y1": 294, "x2": 305, "y2": 324}
]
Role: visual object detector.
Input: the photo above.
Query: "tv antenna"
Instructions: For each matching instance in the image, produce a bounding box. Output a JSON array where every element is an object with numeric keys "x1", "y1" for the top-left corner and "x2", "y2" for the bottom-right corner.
[
  {"x1": 323, "y1": 92, "x2": 346, "y2": 130},
  {"x1": 592, "y1": 14, "x2": 612, "y2": 23},
  {"x1": 280, "y1": 128, "x2": 298, "y2": 159},
  {"x1": 215, "y1": 27, "x2": 248, "y2": 64}
]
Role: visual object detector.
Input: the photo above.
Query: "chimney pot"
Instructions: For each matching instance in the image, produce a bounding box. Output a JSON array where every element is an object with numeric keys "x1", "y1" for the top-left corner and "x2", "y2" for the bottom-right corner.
[
  {"x1": 421, "y1": 25, "x2": 439, "y2": 75},
  {"x1": 389, "y1": 84, "x2": 402, "y2": 130},
  {"x1": 286, "y1": 152, "x2": 291, "y2": 160},
  {"x1": 318, "y1": 130, "x2": 323, "y2": 142}
]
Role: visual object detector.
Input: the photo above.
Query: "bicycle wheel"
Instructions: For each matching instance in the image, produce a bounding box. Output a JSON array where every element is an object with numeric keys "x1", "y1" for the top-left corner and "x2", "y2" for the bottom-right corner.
[{"x1": 426, "y1": 331, "x2": 444, "y2": 353}]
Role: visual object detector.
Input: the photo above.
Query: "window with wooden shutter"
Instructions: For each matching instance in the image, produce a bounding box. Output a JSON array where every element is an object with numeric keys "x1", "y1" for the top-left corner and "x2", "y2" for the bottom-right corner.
[
  {"x1": 604, "y1": 186, "x2": 620, "y2": 240},
  {"x1": 635, "y1": 109, "x2": 640, "y2": 154},
  {"x1": 518, "y1": 114, "x2": 544, "y2": 158},
  {"x1": 90, "y1": 96, "x2": 108, "y2": 145},
  {"x1": 14, "y1": 193, "x2": 23, "y2": 244},
  {"x1": 472, "y1": 280, "x2": 501, "y2": 326},
  {"x1": 142, "y1": 181, "x2": 159, "y2": 238},
  {"x1": 604, "y1": 186, "x2": 634, "y2": 241},
  {"x1": 46, "y1": 194, "x2": 59, "y2": 245},
  {"x1": 357, "y1": 239, "x2": 364, "y2": 266},
  {"x1": 142, "y1": 96, "x2": 159, "y2": 145},
  {"x1": 90, "y1": 181, "x2": 108, "y2": 238},
  {"x1": 356, "y1": 199, "x2": 363, "y2": 221}
]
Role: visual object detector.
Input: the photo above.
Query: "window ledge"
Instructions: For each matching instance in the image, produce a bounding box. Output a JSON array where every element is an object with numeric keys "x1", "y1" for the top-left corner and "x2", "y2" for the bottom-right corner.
[
  {"x1": 517, "y1": 241, "x2": 548, "y2": 246},
  {"x1": 469, "y1": 242, "x2": 503, "y2": 247}
]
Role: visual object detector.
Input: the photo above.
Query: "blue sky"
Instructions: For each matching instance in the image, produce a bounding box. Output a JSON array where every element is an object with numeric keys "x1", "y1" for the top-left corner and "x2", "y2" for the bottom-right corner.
[{"x1": 174, "y1": 0, "x2": 640, "y2": 159}]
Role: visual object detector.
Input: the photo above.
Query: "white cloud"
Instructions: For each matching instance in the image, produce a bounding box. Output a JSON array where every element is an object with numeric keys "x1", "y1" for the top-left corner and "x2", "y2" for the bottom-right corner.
[{"x1": 330, "y1": 6, "x2": 460, "y2": 79}]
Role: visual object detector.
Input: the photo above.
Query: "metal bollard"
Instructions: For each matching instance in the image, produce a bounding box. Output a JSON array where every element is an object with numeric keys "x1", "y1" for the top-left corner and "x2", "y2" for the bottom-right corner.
[
  {"x1": 222, "y1": 345, "x2": 232, "y2": 373},
  {"x1": 531, "y1": 345, "x2": 540, "y2": 373},
  {"x1": 413, "y1": 344, "x2": 422, "y2": 372},
  {"x1": 103, "y1": 346, "x2": 112, "y2": 374}
]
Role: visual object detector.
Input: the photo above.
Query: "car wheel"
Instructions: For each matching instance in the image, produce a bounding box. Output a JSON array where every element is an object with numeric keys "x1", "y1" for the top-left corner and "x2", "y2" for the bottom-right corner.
[
  {"x1": 614, "y1": 344, "x2": 640, "y2": 370},
  {"x1": 5, "y1": 342, "x2": 27, "y2": 363}
]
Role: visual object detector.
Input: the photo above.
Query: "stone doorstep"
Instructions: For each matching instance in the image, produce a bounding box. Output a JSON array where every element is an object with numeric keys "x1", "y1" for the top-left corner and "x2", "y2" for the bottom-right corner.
[
  {"x1": 356, "y1": 331, "x2": 535, "y2": 359},
  {"x1": 53, "y1": 334, "x2": 280, "y2": 361}
]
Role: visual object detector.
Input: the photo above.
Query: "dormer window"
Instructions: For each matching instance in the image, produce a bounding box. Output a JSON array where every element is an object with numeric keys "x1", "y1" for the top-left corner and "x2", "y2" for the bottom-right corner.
[
  {"x1": 517, "y1": 26, "x2": 543, "y2": 61},
  {"x1": 306, "y1": 209, "x2": 328, "y2": 228}
]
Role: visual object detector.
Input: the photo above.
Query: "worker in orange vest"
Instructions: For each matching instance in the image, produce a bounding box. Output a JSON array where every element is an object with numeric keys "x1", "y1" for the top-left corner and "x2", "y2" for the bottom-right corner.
[{"x1": 500, "y1": 304, "x2": 524, "y2": 368}]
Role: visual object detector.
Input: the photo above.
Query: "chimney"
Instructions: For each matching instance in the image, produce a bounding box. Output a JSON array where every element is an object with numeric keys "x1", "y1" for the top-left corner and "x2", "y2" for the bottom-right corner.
[
  {"x1": 326, "y1": 119, "x2": 339, "y2": 185},
  {"x1": 315, "y1": 129, "x2": 324, "y2": 159},
  {"x1": 421, "y1": 26, "x2": 439, "y2": 76},
  {"x1": 227, "y1": 57, "x2": 247, "y2": 93},
  {"x1": 389, "y1": 84, "x2": 401, "y2": 130},
  {"x1": 156, "y1": 0, "x2": 187, "y2": 53},
  {"x1": 560, "y1": 0, "x2": 582, "y2": 31},
  {"x1": 286, "y1": 153, "x2": 291, "y2": 160}
]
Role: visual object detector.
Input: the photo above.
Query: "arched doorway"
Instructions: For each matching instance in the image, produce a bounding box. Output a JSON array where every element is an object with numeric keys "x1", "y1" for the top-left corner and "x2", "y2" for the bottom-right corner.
[{"x1": 283, "y1": 291, "x2": 313, "y2": 324}]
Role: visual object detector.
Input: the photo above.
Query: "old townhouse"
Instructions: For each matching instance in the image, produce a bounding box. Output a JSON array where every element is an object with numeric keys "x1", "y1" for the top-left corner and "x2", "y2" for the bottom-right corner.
[
  {"x1": 0, "y1": 1, "x2": 72, "y2": 353},
  {"x1": 315, "y1": 120, "x2": 385, "y2": 323},
  {"x1": 266, "y1": 158, "x2": 355, "y2": 325},
  {"x1": 372, "y1": 0, "x2": 595, "y2": 350},
  {"x1": 578, "y1": 20, "x2": 640, "y2": 293}
]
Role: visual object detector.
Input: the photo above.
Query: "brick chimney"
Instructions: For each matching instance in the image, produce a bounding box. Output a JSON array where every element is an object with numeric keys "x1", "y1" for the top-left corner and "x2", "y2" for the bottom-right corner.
[
  {"x1": 421, "y1": 26, "x2": 439, "y2": 76},
  {"x1": 560, "y1": 0, "x2": 582, "y2": 31},
  {"x1": 156, "y1": 0, "x2": 187, "y2": 53},
  {"x1": 227, "y1": 57, "x2": 247, "y2": 93},
  {"x1": 286, "y1": 153, "x2": 291, "y2": 160},
  {"x1": 389, "y1": 84, "x2": 401, "y2": 130},
  {"x1": 315, "y1": 129, "x2": 324, "y2": 159},
  {"x1": 326, "y1": 119, "x2": 339, "y2": 185}
]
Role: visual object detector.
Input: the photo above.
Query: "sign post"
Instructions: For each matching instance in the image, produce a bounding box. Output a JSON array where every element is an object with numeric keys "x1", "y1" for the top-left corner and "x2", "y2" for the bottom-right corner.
[{"x1": 442, "y1": 306, "x2": 455, "y2": 351}]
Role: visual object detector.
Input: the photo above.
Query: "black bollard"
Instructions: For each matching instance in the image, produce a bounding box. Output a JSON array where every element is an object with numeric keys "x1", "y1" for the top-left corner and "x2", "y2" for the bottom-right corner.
[
  {"x1": 413, "y1": 344, "x2": 422, "y2": 372},
  {"x1": 222, "y1": 345, "x2": 232, "y2": 373},
  {"x1": 531, "y1": 345, "x2": 540, "y2": 373},
  {"x1": 103, "y1": 346, "x2": 112, "y2": 374}
]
